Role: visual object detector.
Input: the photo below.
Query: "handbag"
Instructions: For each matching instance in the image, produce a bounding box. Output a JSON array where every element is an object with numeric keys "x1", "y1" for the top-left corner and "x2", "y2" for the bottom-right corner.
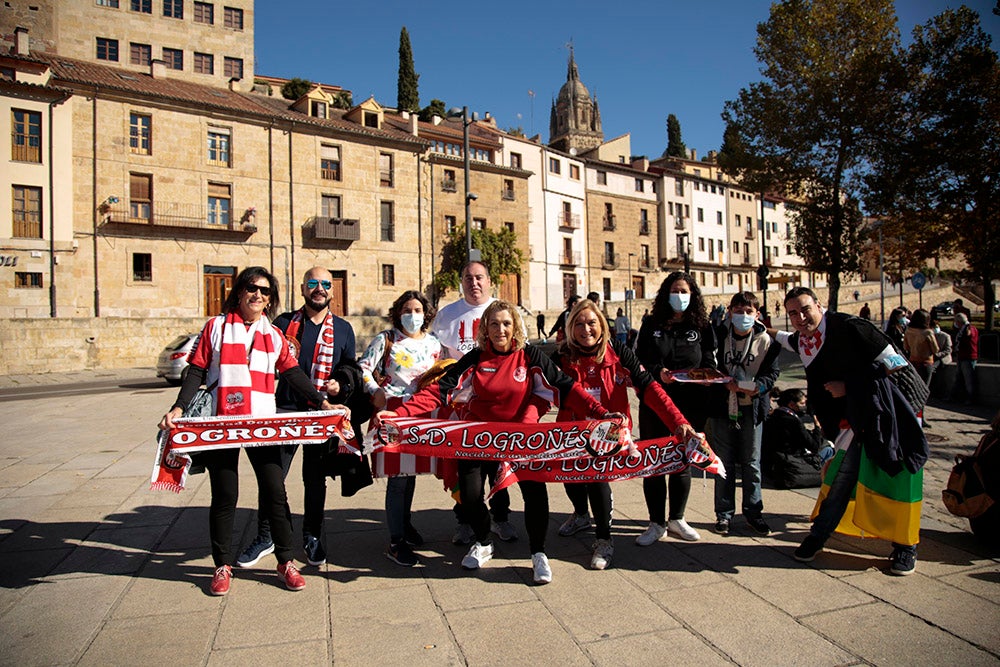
[
  {"x1": 370, "y1": 331, "x2": 394, "y2": 388},
  {"x1": 848, "y1": 316, "x2": 930, "y2": 414}
]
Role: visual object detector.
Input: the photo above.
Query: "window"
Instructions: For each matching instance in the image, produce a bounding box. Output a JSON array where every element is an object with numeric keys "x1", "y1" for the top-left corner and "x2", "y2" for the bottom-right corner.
[
  {"x1": 604, "y1": 242, "x2": 615, "y2": 265},
  {"x1": 708, "y1": 240, "x2": 715, "y2": 261},
  {"x1": 473, "y1": 217, "x2": 486, "y2": 231},
  {"x1": 735, "y1": 214, "x2": 741, "y2": 226},
  {"x1": 131, "y1": 0, "x2": 151, "y2": 12},
  {"x1": 640, "y1": 209, "x2": 650, "y2": 235},
  {"x1": 718, "y1": 239, "x2": 724, "y2": 254},
  {"x1": 321, "y1": 194, "x2": 341, "y2": 219},
  {"x1": 697, "y1": 208, "x2": 704, "y2": 222},
  {"x1": 675, "y1": 180, "x2": 684, "y2": 196},
  {"x1": 129, "y1": 113, "x2": 151, "y2": 154},
  {"x1": 510, "y1": 152, "x2": 522, "y2": 169},
  {"x1": 97, "y1": 0, "x2": 120, "y2": 7},
  {"x1": 445, "y1": 215, "x2": 457, "y2": 234},
  {"x1": 717, "y1": 211, "x2": 723, "y2": 225},
  {"x1": 310, "y1": 100, "x2": 327, "y2": 118},
  {"x1": 381, "y1": 264, "x2": 395, "y2": 286},
  {"x1": 223, "y1": 57, "x2": 243, "y2": 80},
  {"x1": 502, "y1": 179, "x2": 514, "y2": 200},
  {"x1": 207, "y1": 182, "x2": 231, "y2": 226},
  {"x1": 162, "y1": 47, "x2": 183, "y2": 70},
  {"x1": 15, "y1": 272, "x2": 42, "y2": 288},
  {"x1": 570, "y1": 164, "x2": 580, "y2": 180},
  {"x1": 194, "y1": 1, "x2": 213, "y2": 23},
  {"x1": 603, "y1": 203, "x2": 615, "y2": 230},
  {"x1": 602, "y1": 278, "x2": 611, "y2": 301},
  {"x1": 641, "y1": 244, "x2": 650, "y2": 264},
  {"x1": 548, "y1": 157, "x2": 561, "y2": 174},
  {"x1": 320, "y1": 144, "x2": 340, "y2": 180},
  {"x1": 96, "y1": 37, "x2": 119, "y2": 61},
  {"x1": 12, "y1": 185, "x2": 42, "y2": 238},
  {"x1": 379, "y1": 153, "x2": 393, "y2": 187},
  {"x1": 380, "y1": 201, "x2": 394, "y2": 242},
  {"x1": 207, "y1": 128, "x2": 230, "y2": 166},
  {"x1": 504, "y1": 221, "x2": 514, "y2": 232},
  {"x1": 668, "y1": 202, "x2": 674, "y2": 216},
  {"x1": 786, "y1": 244, "x2": 793, "y2": 255},
  {"x1": 733, "y1": 241, "x2": 739, "y2": 254},
  {"x1": 363, "y1": 111, "x2": 379, "y2": 128},
  {"x1": 698, "y1": 237, "x2": 705, "y2": 251},
  {"x1": 223, "y1": 6, "x2": 243, "y2": 29},
  {"x1": 442, "y1": 169, "x2": 456, "y2": 192},
  {"x1": 130, "y1": 42, "x2": 151, "y2": 66},
  {"x1": 635, "y1": 178, "x2": 644, "y2": 192},
  {"x1": 194, "y1": 52, "x2": 214, "y2": 75},
  {"x1": 11, "y1": 109, "x2": 41, "y2": 163},
  {"x1": 597, "y1": 171, "x2": 607, "y2": 185},
  {"x1": 132, "y1": 253, "x2": 152, "y2": 281},
  {"x1": 129, "y1": 173, "x2": 152, "y2": 221},
  {"x1": 163, "y1": 0, "x2": 182, "y2": 18}
]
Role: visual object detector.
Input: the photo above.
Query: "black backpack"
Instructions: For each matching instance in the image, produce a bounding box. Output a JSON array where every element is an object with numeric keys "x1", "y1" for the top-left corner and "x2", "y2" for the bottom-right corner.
[{"x1": 943, "y1": 411, "x2": 1000, "y2": 545}]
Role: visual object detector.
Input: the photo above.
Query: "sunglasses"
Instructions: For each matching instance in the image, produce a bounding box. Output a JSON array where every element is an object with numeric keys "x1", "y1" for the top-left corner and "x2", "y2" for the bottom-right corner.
[
  {"x1": 306, "y1": 279, "x2": 332, "y2": 290},
  {"x1": 245, "y1": 284, "x2": 272, "y2": 297}
]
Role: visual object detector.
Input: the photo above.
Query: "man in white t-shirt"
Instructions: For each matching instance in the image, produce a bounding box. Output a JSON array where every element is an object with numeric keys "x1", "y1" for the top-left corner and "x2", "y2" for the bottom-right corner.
[{"x1": 431, "y1": 261, "x2": 518, "y2": 544}]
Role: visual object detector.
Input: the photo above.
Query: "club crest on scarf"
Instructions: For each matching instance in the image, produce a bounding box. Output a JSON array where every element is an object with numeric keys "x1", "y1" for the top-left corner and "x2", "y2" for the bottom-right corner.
[
  {"x1": 285, "y1": 335, "x2": 301, "y2": 360},
  {"x1": 586, "y1": 418, "x2": 625, "y2": 457},
  {"x1": 225, "y1": 391, "x2": 246, "y2": 410}
]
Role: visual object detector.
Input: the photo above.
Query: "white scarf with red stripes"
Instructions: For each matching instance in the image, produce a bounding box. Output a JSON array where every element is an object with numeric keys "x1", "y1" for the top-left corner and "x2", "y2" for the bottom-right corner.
[
  {"x1": 213, "y1": 312, "x2": 281, "y2": 416},
  {"x1": 284, "y1": 308, "x2": 335, "y2": 392}
]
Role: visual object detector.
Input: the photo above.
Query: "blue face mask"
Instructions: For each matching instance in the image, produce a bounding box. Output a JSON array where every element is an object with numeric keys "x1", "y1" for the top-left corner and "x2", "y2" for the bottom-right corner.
[
  {"x1": 731, "y1": 313, "x2": 756, "y2": 332},
  {"x1": 900, "y1": 317, "x2": 910, "y2": 327},
  {"x1": 400, "y1": 313, "x2": 423, "y2": 334},
  {"x1": 669, "y1": 293, "x2": 691, "y2": 313}
]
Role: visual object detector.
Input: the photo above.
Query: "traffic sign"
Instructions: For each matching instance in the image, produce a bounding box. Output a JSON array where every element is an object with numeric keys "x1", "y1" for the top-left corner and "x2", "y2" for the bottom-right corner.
[{"x1": 911, "y1": 272, "x2": 926, "y2": 290}]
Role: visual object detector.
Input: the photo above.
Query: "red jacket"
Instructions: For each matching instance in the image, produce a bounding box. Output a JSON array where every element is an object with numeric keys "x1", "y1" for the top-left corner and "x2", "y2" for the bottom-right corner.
[
  {"x1": 954, "y1": 323, "x2": 979, "y2": 361},
  {"x1": 553, "y1": 340, "x2": 689, "y2": 433}
]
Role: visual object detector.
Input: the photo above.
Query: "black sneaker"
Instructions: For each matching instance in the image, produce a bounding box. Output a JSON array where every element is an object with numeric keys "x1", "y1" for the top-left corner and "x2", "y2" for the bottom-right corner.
[
  {"x1": 794, "y1": 535, "x2": 825, "y2": 562},
  {"x1": 236, "y1": 534, "x2": 274, "y2": 568},
  {"x1": 746, "y1": 516, "x2": 771, "y2": 536},
  {"x1": 385, "y1": 542, "x2": 419, "y2": 567},
  {"x1": 889, "y1": 548, "x2": 916, "y2": 576},
  {"x1": 303, "y1": 534, "x2": 327, "y2": 566},
  {"x1": 404, "y1": 523, "x2": 424, "y2": 548},
  {"x1": 714, "y1": 519, "x2": 730, "y2": 535}
]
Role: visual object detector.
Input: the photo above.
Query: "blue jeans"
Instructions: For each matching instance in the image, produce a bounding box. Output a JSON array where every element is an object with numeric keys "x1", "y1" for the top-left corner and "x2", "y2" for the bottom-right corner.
[
  {"x1": 811, "y1": 438, "x2": 916, "y2": 552},
  {"x1": 706, "y1": 411, "x2": 763, "y2": 521}
]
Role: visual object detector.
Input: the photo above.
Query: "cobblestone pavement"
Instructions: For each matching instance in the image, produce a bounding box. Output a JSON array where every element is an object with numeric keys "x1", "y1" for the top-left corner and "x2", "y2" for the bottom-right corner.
[{"x1": 0, "y1": 367, "x2": 997, "y2": 666}]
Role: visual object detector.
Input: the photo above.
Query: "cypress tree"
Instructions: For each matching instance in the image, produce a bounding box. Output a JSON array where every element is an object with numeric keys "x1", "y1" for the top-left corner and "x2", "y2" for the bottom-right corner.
[
  {"x1": 397, "y1": 27, "x2": 420, "y2": 112},
  {"x1": 665, "y1": 114, "x2": 687, "y2": 158}
]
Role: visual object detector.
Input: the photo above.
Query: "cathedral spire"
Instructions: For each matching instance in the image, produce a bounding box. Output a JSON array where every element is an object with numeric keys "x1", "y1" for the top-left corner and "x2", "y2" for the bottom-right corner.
[{"x1": 549, "y1": 45, "x2": 603, "y2": 154}]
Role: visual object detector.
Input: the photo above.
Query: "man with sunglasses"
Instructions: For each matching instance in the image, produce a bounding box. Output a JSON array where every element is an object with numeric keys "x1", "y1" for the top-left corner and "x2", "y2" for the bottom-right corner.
[{"x1": 237, "y1": 266, "x2": 361, "y2": 569}]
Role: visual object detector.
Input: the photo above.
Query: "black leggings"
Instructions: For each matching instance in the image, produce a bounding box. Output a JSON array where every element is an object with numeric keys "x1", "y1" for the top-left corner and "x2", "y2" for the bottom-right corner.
[
  {"x1": 458, "y1": 461, "x2": 550, "y2": 554},
  {"x1": 642, "y1": 469, "x2": 692, "y2": 525},
  {"x1": 205, "y1": 446, "x2": 294, "y2": 567},
  {"x1": 564, "y1": 482, "x2": 613, "y2": 539}
]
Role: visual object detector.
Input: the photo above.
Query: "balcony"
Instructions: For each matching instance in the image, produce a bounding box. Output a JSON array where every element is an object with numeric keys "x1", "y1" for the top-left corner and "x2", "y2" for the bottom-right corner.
[
  {"x1": 304, "y1": 216, "x2": 360, "y2": 243},
  {"x1": 603, "y1": 215, "x2": 616, "y2": 231},
  {"x1": 674, "y1": 216, "x2": 687, "y2": 230},
  {"x1": 441, "y1": 179, "x2": 457, "y2": 192},
  {"x1": 639, "y1": 220, "x2": 651, "y2": 235},
  {"x1": 741, "y1": 253, "x2": 752, "y2": 266},
  {"x1": 638, "y1": 257, "x2": 656, "y2": 272},
  {"x1": 501, "y1": 188, "x2": 515, "y2": 201},
  {"x1": 558, "y1": 211, "x2": 581, "y2": 230},
  {"x1": 101, "y1": 200, "x2": 256, "y2": 238},
  {"x1": 560, "y1": 251, "x2": 581, "y2": 267},
  {"x1": 602, "y1": 252, "x2": 620, "y2": 270},
  {"x1": 745, "y1": 228, "x2": 755, "y2": 240}
]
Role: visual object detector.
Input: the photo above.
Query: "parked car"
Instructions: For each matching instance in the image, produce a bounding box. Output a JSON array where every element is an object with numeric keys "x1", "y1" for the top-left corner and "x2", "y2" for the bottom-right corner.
[
  {"x1": 931, "y1": 301, "x2": 954, "y2": 319},
  {"x1": 156, "y1": 333, "x2": 199, "y2": 386}
]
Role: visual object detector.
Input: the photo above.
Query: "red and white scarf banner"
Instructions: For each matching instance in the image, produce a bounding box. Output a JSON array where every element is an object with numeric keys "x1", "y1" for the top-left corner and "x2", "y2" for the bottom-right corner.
[
  {"x1": 151, "y1": 410, "x2": 355, "y2": 493},
  {"x1": 488, "y1": 435, "x2": 726, "y2": 497},
  {"x1": 366, "y1": 416, "x2": 630, "y2": 463}
]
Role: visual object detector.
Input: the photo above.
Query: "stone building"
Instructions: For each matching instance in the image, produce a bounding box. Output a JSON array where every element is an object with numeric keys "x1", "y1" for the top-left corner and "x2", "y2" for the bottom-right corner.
[{"x1": 548, "y1": 48, "x2": 602, "y2": 155}]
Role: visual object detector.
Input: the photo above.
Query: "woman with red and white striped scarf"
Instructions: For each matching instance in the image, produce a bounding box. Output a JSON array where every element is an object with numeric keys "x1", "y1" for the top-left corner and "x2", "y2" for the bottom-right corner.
[{"x1": 159, "y1": 266, "x2": 335, "y2": 596}]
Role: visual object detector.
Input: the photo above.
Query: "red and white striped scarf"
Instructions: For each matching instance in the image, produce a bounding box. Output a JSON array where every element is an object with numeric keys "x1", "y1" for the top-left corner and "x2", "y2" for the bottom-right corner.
[
  {"x1": 284, "y1": 308, "x2": 335, "y2": 392},
  {"x1": 216, "y1": 312, "x2": 281, "y2": 416}
]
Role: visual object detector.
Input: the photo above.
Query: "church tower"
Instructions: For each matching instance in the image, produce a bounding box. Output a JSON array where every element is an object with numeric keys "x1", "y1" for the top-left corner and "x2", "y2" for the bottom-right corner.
[{"x1": 549, "y1": 47, "x2": 603, "y2": 154}]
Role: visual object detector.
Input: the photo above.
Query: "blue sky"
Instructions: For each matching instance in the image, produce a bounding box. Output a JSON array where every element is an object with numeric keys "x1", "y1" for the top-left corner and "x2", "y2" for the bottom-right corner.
[{"x1": 254, "y1": 1, "x2": 999, "y2": 159}]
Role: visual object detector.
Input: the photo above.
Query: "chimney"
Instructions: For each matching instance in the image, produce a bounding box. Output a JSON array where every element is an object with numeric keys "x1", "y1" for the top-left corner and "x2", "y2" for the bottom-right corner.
[
  {"x1": 688, "y1": 148, "x2": 697, "y2": 161},
  {"x1": 431, "y1": 114, "x2": 442, "y2": 126},
  {"x1": 409, "y1": 113, "x2": 418, "y2": 136},
  {"x1": 631, "y1": 156, "x2": 649, "y2": 171},
  {"x1": 15, "y1": 27, "x2": 29, "y2": 56},
  {"x1": 150, "y1": 59, "x2": 166, "y2": 79},
  {"x1": 228, "y1": 77, "x2": 241, "y2": 91},
  {"x1": 400, "y1": 109, "x2": 409, "y2": 119}
]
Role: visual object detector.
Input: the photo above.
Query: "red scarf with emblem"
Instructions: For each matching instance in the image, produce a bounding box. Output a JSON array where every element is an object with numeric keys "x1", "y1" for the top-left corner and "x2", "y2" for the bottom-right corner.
[{"x1": 284, "y1": 308, "x2": 335, "y2": 392}]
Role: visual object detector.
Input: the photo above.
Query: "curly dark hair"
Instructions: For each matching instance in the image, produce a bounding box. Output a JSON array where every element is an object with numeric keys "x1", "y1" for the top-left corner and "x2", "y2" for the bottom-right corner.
[
  {"x1": 389, "y1": 290, "x2": 436, "y2": 333},
  {"x1": 221, "y1": 266, "x2": 280, "y2": 319},
  {"x1": 650, "y1": 271, "x2": 708, "y2": 329}
]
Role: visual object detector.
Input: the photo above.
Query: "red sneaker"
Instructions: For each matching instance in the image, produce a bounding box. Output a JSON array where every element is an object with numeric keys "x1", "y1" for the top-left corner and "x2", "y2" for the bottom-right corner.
[
  {"x1": 210, "y1": 564, "x2": 232, "y2": 596},
  {"x1": 277, "y1": 561, "x2": 305, "y2": 591}
]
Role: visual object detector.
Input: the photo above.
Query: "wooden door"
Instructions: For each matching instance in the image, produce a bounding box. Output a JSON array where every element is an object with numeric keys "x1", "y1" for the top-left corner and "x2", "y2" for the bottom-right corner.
[
  {"x1": 632, "y1": 276, "x2": 645, "y2": 300},
  {"x1": 203, "y1": 267, "x2": 234, "y2": 316},
  {"x1": 329, "y1": 270, "x2": 347, "y2": 316},
  {"x1": 499, "y1": 272, "x2": 521, "y2": 305},
  {"x1": 563, "y1": 273, "x2": 576, "y2": 303}
]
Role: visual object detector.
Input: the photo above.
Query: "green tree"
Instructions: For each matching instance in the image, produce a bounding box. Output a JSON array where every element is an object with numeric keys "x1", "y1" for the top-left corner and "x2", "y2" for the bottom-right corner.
[
  {"x1": 866, "y1": 7, "x2": 1000, "y2": 329},
  {"x1": 418, "y1": 98, "x2": 447, "y2": 122},
  {"x1": 665, "y1": 114, "x2": 687, "y2": 158},
  {"x1": 433, "y1": 227, "x2": 525, "y2": 296},
  {"x1": 332, "y1": 91, "x2": 353, "y2": 109},
  {"x1": 721, "y1": 0, "x2": 902, "y2": 311},
  {"x1": 396, "y1": 26, "x2": 420, "y2": 112},
  {"x1": 280, "y1": 77, "x2": 313, "y2": 100}
]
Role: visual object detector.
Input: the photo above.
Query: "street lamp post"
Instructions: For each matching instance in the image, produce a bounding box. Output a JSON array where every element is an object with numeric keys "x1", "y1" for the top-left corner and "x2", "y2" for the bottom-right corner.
[{"x1": 448, "y1": 106, "x2": 479, "y2": 263}]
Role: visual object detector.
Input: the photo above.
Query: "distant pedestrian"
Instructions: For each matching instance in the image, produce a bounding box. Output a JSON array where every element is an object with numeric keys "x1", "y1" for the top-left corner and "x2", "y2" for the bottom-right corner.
[
  {"x1": 950, "y1": 313, "x2": 979, "y2": 404},
  {"x1": 613, "y1": 307, "x2": 630, "y2": 346},
  {"x1": 536, "y1": 311, "x2": 546, "y2": 339},
  {"x1": 859, "y1": 303, "x2": 871, "y2": 320},
  {"x1": 953, "y1": 299, "x2": 972, "y2": 319},
  {"x1": 549, "y1": 294, "x2": 581, "y2": 343},
  {"x1": 929, "y1": 317, "x2": 952, "y2": 399}
]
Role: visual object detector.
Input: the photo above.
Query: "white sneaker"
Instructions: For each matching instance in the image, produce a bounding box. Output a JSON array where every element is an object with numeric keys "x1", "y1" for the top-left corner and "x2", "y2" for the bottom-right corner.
[
  {"x1": 558, "y1": 513, "x2": 592, "y2": 537},
  {"x1": 667, "y1": 518, "x2": 701, "y2": 542},
  {"x1": 635, "y1": 522, "x2": 666, "y2": 546},
  {"x1": 590, "y1": 539, "x2": 614, "y2": 570},
  {"x1": 461, "y1": 541, "x2": 493, "y2": 570},
  {"x1": 531, "y1": 552, "x2": 552, "y2": 584}
]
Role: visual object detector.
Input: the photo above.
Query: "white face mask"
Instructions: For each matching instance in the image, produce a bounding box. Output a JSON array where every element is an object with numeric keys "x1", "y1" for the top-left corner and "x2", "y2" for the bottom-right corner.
[
  {"x1": 400, "y1": 313, "x2": 423, "y2": 334},
  {"x1": 731, "y1": 313, "x2": 756, "y2": 332},
  {"x1": 669, "y1": 293, "x2": 691, "y2": 312}
]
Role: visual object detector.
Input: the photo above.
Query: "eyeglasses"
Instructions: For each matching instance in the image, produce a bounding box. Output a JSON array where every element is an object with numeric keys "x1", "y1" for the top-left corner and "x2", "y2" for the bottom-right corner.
[
  {"x1": 306, "y1": 279, "x2": 332, "y2": 290},
  {"x1": 245, "y1": 284, "x2": 272, "y2": 297}
]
